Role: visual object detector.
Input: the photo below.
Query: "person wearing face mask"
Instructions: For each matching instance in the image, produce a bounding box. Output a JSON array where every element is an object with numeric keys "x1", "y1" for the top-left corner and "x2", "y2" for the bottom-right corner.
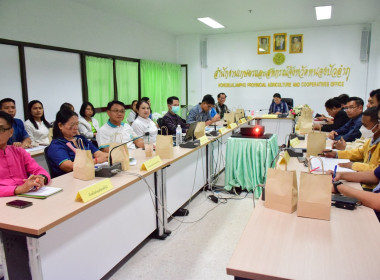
[
  {"x1": 323, "y1": 107, "x2": 380, "y2": 189},
  {"x1": 162, "y1": 96, "x2": 188, "y2": 135}
]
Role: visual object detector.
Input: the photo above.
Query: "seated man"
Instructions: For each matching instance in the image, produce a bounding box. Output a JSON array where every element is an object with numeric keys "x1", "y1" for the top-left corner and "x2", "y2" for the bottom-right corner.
[
  {"x1": 215, "y1": 93, "x2": 230, "y2": 119},
  {"x1": 96, "y1": 100, "x2": 144, "y2": 152},
  {"x1": 330, "y1": 167, "x2": 380, "y2": 221},
  {"x1": 313, "y1": 97, "x2": 349, "y2": 132},
  {"x1": 186, "y1": 94, "x2": 220, "y2": 125},
  {"x1": 0, "y1": 98, "x2": 31, "y2": 148},
  {"x1": 324, "y1": 107, "x2": 380, "y2": 180},
  {"x1": 367, "y1": 89, "x2": 380, "y2": 109},
  {"x1": 268, "y1": 93, "x2": 289, "y2": 115},
  {"x1": 327, "y1": 97, "x2": 363, "y2": 142},
  {"x1": 162, "y1": 96, "x2": 188, "y2": 135},
  {"x1": 0, "y1": 111, "x2": 50, "y2": 197}
]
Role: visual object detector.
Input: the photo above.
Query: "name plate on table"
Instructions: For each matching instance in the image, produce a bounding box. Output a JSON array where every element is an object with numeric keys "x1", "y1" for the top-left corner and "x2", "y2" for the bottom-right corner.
[
  {"x1": 228, "y1": 123, "x2": 237, "y2": 129},
  {"x1": 279, "y1": 151, "x2": 290, "y2": 165},
  {"x1": 290, "y1": 137, "x2": 300, "y2": 147},
  {"x1": 219, "y1": 127, "x2": 228, "y2": 134},
  {"x1": 199, "y1": 135, "x2": 209, "y2": 145},
  {"x1": 141, "y1": 155, "x2": 162, "y2": 171},
  {"x1": 239, "y1": 118, "x2": 247, "y2": 124},
  {"x1": 75, "y1": 178, "x2": 113, "y2": 203}
]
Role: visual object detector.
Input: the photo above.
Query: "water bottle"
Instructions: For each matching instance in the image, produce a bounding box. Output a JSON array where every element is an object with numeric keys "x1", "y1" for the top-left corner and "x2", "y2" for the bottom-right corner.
[
  {"x1": 176, "y1": 125, "x2": 182, "y2": 146},
  {"x1": 143, "y1": 131, "x2": 153, "y2": 157}
]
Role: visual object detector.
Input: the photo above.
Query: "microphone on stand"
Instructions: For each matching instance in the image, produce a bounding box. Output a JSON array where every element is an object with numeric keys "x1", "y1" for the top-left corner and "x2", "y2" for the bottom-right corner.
[
  {"x1": 96, "y1": 135, "x2": 144, "y2": 177},
  {"x1": 260, "y1": 144, "x2": 286, "y2": 201}
]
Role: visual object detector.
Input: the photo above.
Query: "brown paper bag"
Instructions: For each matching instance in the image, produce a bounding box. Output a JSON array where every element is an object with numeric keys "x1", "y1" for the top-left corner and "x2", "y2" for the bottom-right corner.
[
  {"x1": 73, "y1": 138, "x2": 95, "y2": 181},
  {"x1": 194, "y1": 122, "x2": 205, "y2": 139},
  {"x1": 224, "y1": 112, "x2": 235, "y2": 125},
  {"x1": 306, "y1": 130, "x2": 326, "y2": 157},
  {"x1": 108, "y1": 133, "x2": 130, "y2": 171},
  {"x1": 155, "y1": 126, "x2": 174, "y2": 159},
  {"x1": 298, "y1": 106, "x2": 313, "y2": 134},
  {"x1": 297, "y1": 157, "x2": 332, "y2": 220},
  {"x1": 265, "y1": 156, "x2": 298, "y2": 213},
  {"x1": 235, "y1": 108, "x2": 245, "y2": 122}
]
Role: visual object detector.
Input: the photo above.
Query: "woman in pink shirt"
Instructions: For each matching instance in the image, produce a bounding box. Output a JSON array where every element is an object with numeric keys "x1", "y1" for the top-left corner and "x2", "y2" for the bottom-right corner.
[{"x1": 0, "y1": 111, "x2": 50, "y2": 197}]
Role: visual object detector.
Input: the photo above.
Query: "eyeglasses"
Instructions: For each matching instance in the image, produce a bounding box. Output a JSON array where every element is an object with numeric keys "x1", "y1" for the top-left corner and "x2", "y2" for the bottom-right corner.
[
  {"x1": 345, "y1": 106, "x2": 358, "y2": 110},
  {"x1": 0, "y1": 127, "x2": 11, "y2": 134},
  {"x1": 68, "y1": 122, "x2": 79, "y2": 129},
  {"x1": 109, "y1": 109, "x2": 126, "y2": 114}
]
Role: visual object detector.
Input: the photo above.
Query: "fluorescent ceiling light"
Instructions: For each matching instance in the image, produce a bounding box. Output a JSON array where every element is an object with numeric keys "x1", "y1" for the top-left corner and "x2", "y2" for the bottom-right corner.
[
  {"x1": 315, "y1": 5, "x2": 332, "y2": 20},
  {"x1": 197, "y1": 17, "x2": 225, "y2": 29}
]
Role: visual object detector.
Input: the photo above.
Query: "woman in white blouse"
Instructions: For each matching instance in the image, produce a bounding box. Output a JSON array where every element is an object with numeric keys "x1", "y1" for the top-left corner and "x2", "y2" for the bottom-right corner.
[
  {"x1": 127, "y1": 100, "x2": 138, "y2": 125},
  {"x1": 132, "y1": 99, "x2": 158, "y2": 143},
  {"x1": 78, "y1": 102, "x2": 99, "y2": 140},
  {"x1": 24, "y1": 100, "x2": 51, "y2": 146}
]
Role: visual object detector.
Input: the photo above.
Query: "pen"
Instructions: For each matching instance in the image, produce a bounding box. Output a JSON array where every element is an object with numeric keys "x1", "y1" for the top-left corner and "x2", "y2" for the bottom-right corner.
[
  {"x1": 310, "y1": 166, "x2": 320, "y2": 172},
  {"x1": 332, "y1": 165, "x2": 337, "y2": 182}
]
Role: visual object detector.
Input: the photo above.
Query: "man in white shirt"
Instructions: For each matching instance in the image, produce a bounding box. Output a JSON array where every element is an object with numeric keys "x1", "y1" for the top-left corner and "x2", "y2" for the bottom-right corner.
[{"x1": 96, "y1": 101, "x2": 144, "y2": 152}]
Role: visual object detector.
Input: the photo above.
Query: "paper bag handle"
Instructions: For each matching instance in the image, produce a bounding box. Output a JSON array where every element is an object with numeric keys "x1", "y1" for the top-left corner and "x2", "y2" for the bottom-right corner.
[
  {"x1": 308, "y1": 156, "x2": 325, "y2": 174},
  {"x1": 275, "y1": 154, "x2": 288, "y2": 171},
  {"x1": 112, "y1": 132, "x2": 123, "y2": 143},
  {"x1": 77, "y1": 138, "x2": 85, "y2": 150},
  {"x1": 160, "y1": 126, "x2": 169, "y2": 135}
]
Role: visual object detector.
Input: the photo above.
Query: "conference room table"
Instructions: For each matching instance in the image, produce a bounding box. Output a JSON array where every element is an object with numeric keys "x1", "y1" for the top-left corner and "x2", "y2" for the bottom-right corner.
[
  {"x1": 226, "y1": 156, "x2": 380, "y2": 280},
  {"x1": 224, "y1": 135, "x2": 278, "y2": 197},
  {"x1": 0, "y1": 121, "x2": 243, "y2": 280}
]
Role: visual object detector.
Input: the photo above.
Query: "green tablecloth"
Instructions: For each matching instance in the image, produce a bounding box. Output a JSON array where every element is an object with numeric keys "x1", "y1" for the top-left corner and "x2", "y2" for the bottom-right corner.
[{"x1": 225, "y1": 135, "x2": 278, "y2": 197}]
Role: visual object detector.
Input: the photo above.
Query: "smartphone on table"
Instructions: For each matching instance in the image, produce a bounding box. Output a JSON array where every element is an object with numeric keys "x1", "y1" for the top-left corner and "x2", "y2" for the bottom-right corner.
[{"x1": 6, "y1": 200, "x2": 33, "y2": 209}]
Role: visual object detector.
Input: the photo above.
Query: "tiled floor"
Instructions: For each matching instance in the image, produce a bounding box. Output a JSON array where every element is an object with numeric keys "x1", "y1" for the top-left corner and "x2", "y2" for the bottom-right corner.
[{"x1": 108, "y1": 185, "x2": 255, "y2": 280}]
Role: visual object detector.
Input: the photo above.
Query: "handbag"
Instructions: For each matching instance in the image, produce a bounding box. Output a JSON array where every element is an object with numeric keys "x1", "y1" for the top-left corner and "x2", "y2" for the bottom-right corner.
[
  {"x1": 297, "y1": 157, "x2": 332, "y2": 220},
  {"x1": 155, "y1": 126, "x2": 174, "y2": 159},
  {"x1": 109, "y1": 133, "x2": 130, "y2": 171},
  {"x1": 194, "y1": 122, "x2": 206, "y2": 139},
  {"x1": 73, "y1": 138, "x2": 95, "y2": 181},
  {"x1": 306, "y1": 129, "x2": 326, "y2": 157},
  {"x1": 265, "y1": 155, "x2": 298, "y2": 213}
]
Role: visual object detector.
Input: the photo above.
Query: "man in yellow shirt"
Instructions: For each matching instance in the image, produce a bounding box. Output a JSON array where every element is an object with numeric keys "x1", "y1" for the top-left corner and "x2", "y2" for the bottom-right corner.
[{"x1": 324, "y1": 107, "x2": 380, "y2": 190}]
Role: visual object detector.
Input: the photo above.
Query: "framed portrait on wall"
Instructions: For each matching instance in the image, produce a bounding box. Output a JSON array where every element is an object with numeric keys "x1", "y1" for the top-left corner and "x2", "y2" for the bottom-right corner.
[
  {"x1": 273, "y1": 33, "x2": 287, "y2": 52},
  {"x1": 257, "y1": 36, "x2": 270, "y2": 54},
  {"x1": 290, "y1": 34, "x2": 303, "y2": 53}
]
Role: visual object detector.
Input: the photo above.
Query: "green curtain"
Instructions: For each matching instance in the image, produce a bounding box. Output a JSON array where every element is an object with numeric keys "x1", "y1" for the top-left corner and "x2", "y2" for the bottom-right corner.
[
  {"x1": 141, "y1": 60, "x2": 181, "y2": 118},
  {"x1": 115, "y1": 60, "x2": 139, "y2": 119},
  {"x1": 86, "y1": 56, "x2": 114, "y2": 126}
]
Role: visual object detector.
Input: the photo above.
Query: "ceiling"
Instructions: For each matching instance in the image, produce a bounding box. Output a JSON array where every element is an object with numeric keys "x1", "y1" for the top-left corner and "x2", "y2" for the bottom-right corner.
[{"x1": 71, "y1": 0, "x2": 380, "y2": 35}]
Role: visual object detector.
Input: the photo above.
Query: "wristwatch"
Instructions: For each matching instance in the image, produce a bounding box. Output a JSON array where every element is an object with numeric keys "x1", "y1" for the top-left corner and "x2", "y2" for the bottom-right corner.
[
  {"x1": 39, "y1": 174, "x2": 49, "y2": 185},
  {"x1": 333, "y1": 181, "x2": 343, "y2": 194}
]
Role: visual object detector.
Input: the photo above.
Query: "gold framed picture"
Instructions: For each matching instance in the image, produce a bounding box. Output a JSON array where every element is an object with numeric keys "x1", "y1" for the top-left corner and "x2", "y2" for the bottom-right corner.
[
  {"x1": 273, "y1": 33, "x2": 287, "y2": 52},
  {"x1": 289, "y1": 34, "x2": 303, "y2": 53},
  {"x1": 257, "y1": 36, "x2": 270, "y2": 54}
]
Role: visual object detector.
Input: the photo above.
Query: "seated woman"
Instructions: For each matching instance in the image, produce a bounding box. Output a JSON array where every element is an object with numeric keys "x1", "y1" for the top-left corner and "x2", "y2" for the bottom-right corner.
[
  {"x1": 47, "y1": 109, "x2": 108, "y2": 178},
  {"x1": 313, "y1": 98, "x2": 349, "y2": 132},
  {"x1": 78, "y1": 102, "x2": 99, "y2": 140},
  {"x1": 127, "y1": 100, "x2": 138, "y2": 125},
  {"x1": 132, "y1": 100, "x2": 158, "y2": 143},
  {"x1": 268, "y1": 93, "x2": 289, "y2": 115},
  {"x1": 0, "y1": 111, "x2": 50, "y2": 197},
  {"x1": 24, "y1": 100, "x2": 51, "y2": 146}
]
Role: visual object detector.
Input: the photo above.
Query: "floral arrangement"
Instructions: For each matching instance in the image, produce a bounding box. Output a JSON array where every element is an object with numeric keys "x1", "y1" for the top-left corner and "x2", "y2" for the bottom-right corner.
[{"x1": 290, "y1": 104, "x2": 310, "y2": 117}]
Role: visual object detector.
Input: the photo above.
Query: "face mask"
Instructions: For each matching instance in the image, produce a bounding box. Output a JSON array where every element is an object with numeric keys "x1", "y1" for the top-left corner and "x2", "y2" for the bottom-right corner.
[
  {"x1": 359, "y1": 124, "x2": 377, "y2": 139},
  {"x1": 172, "y1": 106, "x2": 180, "y2": 114}
]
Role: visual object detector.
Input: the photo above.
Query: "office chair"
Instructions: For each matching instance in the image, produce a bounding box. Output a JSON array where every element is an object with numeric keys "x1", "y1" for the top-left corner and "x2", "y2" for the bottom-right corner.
[
  {"x1": 282, "y1": 98, "x2": 294, "y2": 110},
  {"x1": 44, "y1": 145, "x2": 56, "y2": 178}
]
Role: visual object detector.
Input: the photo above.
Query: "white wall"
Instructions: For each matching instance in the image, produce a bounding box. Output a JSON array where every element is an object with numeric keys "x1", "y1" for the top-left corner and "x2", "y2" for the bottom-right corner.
[
  {"x1": 178, "y1": 24, "x2": 377, "y2": 115},
  {"x1": 368, "y1": 21, "x2": 380, "y2": 91},
  {"x1": 0, "y1": 44, "x2": 24, "y2": 119},
  {"x1": 0, "y1": 0, "x2": 176, "y2": 62}
]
